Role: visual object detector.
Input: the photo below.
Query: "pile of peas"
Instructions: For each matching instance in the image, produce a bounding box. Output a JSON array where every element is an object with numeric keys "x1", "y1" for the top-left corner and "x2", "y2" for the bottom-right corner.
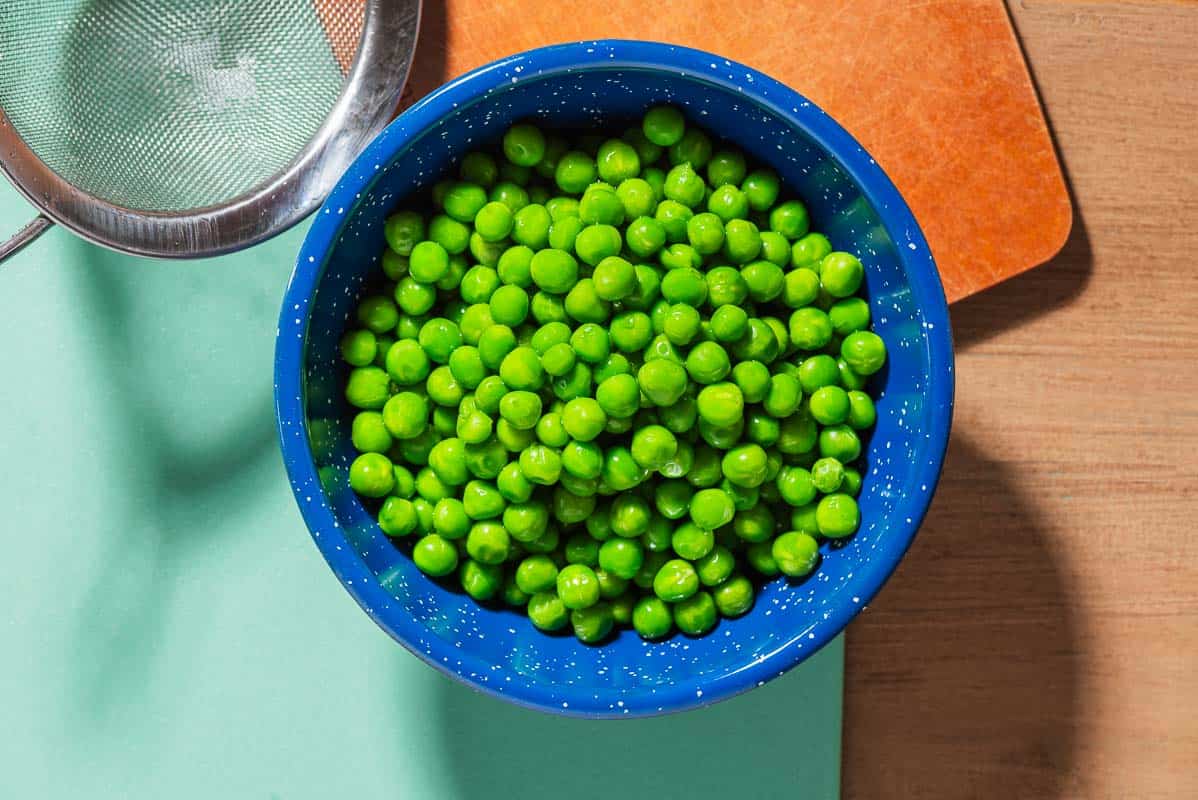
[{"x1": 338, "y1": 106, "x2": 887, "y2": 644}]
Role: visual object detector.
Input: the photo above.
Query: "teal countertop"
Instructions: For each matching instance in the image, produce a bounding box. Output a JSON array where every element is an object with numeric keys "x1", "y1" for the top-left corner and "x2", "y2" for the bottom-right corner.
[{"x1": 0, "y1": 181, "x2": 842, "y2": 798}]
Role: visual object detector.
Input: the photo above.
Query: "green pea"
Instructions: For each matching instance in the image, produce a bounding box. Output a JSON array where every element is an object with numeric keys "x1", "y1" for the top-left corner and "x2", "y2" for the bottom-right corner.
[
  {"x1": 669, "y1": 128, "x2": 712, "y2": 169},
  {"x1": 524, "y1": 525, "x2": 561, "y2": 555},
  {"x1": 817, "y1": 493, "x2": 859, "y2": 538},
  {"x1": 590, "y1": 256, "x2": 636, "y2": 302},
  {"x1": 349, "y1": 452, "x2": 394, "y2": 498},
  {"x1": 598, "y1": 537, "x2": 645, "y2": 580},
  {"x1": 527, "y1": 591, "x2": 568, "y2": 631},
  {"x1": 687, "y1": 445, "x2": 725, "y2": 489},
  {"x1": 378, "y1": 496, "x2": 418, "y2": 537},
  {"x1": 847, "y1": 390, "x2": 877, "y2": 430},
  {"x1": 535, "y1": 342, "x2": 572, "y2": 377},
  {"x1": 819, "y1": 424, "x2": 862, "y2": 463},
  {"x1": 564, "y1": 278, "x2": 611, "y2": 324},
  {"x1": 777, "y1": 411, "x2": 819, "y2": 456},
  {"x1": 720, "y1": 444, "x2": 768, "y2": 488},
  {"x1": 383, "y1": 210, "x2": 424, "y2": 256},
  {"x1": 496, "y1": 418, "x2": 535, "y2": 452},
  {"x1": 503, "y1": 501, "x2": 549, "y2": 544},
  {"x1": 551, "y1": 362, "x2": 593, "y2": 402},
  {"x1": 580, "y1": 185, "x2": 626, "y2": 226},
  {"x1": 554, "y1": 487, "x2": 596, "y2": 525},
  {"x1": 709, "y1": 305, "x2": 749, "y2": 343},
  {"x1": 601, "y1": 446, "x2": 646, "y2": 492},
  {"x1": 829, "y1": 296, "x2": 871, "y2": 336},
  {"x1": 817, "y1": 251, "x2": 864, "y2": 297},
  {"x1": 695, "y1": 382, "x2": 744, "y2": 428},
  {"x1": 673, "y1": 591, "x2": 717, "y2": 636},
  {"x1": 741, "y1": 169, "x2": 780, "y2": 211},
  {"x1": 798, "y1": 354, "x2": 840, "y2": 393},
  {"x1": 663, "y1": 162, "x2": 706, "y2": 208},
  {"x1": 494, "y1": 245, "x2": 532, "y2": 288},
  {"x1": 556, "y1": 396, "x2": 603, "y2": 442},
  {"x1": 636, "y1": 358, "x2": 688, "y2": 407},
  {"x1": 624, "y1": 216, "x2": 667, "y2": 258},
  {"x1": 397, "y1": 427, "x2": 438, "y2": 466},
  {"x1": 518, "y1": 444, "x2": 562, "y2": 485},
  {"x1": 623, "y1": 125, "x2": 664, "y2": 164},
  {"x1": 643, "y1": 105, "x2": 685, "y2": 146},
  {"x1": 842, "y1": 466, "x2": 863, "y2": 497},
  {"x1": 769, "y1": 199, "x2": 810, "y2": 240},
  {"x1": 489, "y1": 181, "x2": 529, "y2": 213},
  {"x1": 412, "y1": 533, "x2": 459, "y2": 577},
  {"x1": 653, "y1": 558, "x2": 699, "y2": 602},
  {"x1": 626, "y1": 425, "x2": 677, "y2": 471},
  {"x1": 687, "y1": 487, "x2": 734, "y2": 531},
  {"x1": 496, "y1": 461, "x2": 534, "y2": 503},
  {"x1": 655, "y1": 199, "x2": 694, "y2": 243},
  {"x1": 686, "y1": 211, "x2": 725, "y2": 255},
  {"x1": 759, "y1": 231, "x2": 790, "y2": 266},
  {"x1": 707, "y1": 150, "x2": 747, "y2": 187},
  {"x1": 380, "y1": 391, "x2": 427, "y2": 440},
  {"x1": 707, "y1": 184, "x2": 749, "y2": 222},
  {"x1": 713, "y1": 575, "x2": 754, "y2": 617},
  {"x1": 535, "y1": 135, "x2": 569, "y2": 180},
  {"x1": 806, "y1": 385, "x2": 847, "y2": 426},
  {"x1": 515, "y1": 554, "x2": 558, "y2": 594},
  {"x1": 653, "y1": 479, "x2": 693, "y2": 520},
  {"x1": 351, "y1": 411, "x2": 392, "y2": 454},
  {"x1": 571, "y1": 603, "x2": 614, "y2": 644},
  {"x1": 811, "y1": 457, "x2": 845, "y2": 494},
  {"x1": 563, "y1": 532, "x2": 600, "y2": 566},
  {"x1": 615, "y1": 178, "x2": 655, "y2": 219},
  {"x1": 841, "y1": 331, "x2": 887, "y2": 375},
  {"x1": 556, "y1": 564, "x2": 600, "y2": 610},
  {"x1": 745, "y1": 540, "x2": 779, "y2": 577},
  {"x1": 731, "y1": 505, "x2": 772, "y2": 543},
  {"x1": 792, "y1": 232, "x2": 832, "y2": 267},
  {"x1": 341, "y1": 329, "x2": 377, "y2": 366},
  {"x1": 546, "y1": 215, "x2": 583, "y2": 252},
  {"x1": 789, "y1": 307, "x2": 833, "y2": 351},
  {"x1": 498, "y1": 346, "x2": 544, "y2": 390},
  {"x1": 555, "y1": 150, "x2": 597, "y2": 194},
  {"x1": 394, "y1": 277, "x2": 436, "y2": 315},
  {"x1": 469, "y1": 232, "x2": 507, "y2": 268},
  {"x1": 695, "y1": 546, "x2": 735, "y2": 587},
  {"x1": 632, "y1": 596, "x2": 673, "y2": 639},
  {"x1": 499, "y1": 159, "x2": 531, "y2": 186},
  {"x1": 525, "y1": 248, "x2": 576, "y2": 295},
  {"x1": 574, "y1": 223, "x2": 622, "y2": 266},
  {"x1": 680, "y1": 341, "x2": 729, "y2": 386},
  {"x1": 511, "y1": 203, "x2": 551, "y2": 250},
  {"x1": 503, "y1": 123, "x2": 546, "y2": 167},
  {"x1": 660, "y1": 267, "x2": 708, "y2": 306},
  {"x1": 731, "y1": 360, "x2": 771, "y2": 403}
]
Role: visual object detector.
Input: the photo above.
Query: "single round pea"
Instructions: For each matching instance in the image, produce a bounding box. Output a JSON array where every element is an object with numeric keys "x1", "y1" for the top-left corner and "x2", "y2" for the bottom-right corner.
[
  {"x1": 811, "y1": 457, "x2": 846, "y2": 494},
  {"x1": 555, "y1": 396, "x2": 603, "y2": 442},
  {"x1": 470, "y1": 201, "x2": 511, "y2": 243},
  {"x1": 412, "y1": 533, "x2": 459, "y2": 577},
  {"x1": 696, "y1": 382, "x2": 744, "y2": 427},
  {"x1": 731, "y1": 360, "x2": 771, "y2": 403},
  {"x1": 686, "y1": 212, "x2": 725, "y2": 255},
  {"x1": 809, "y1": 385, "x2": 850, "y2": 425},
  {"x1": 551, "y1": 362, "x2": 593, "y2": 402},
  {"x1": 669, "y1": 128, "x2": 712, "y2": 169},
  {"x1": 555, "y1": 150, "x2": 597, "y2": 194},
  {"x1": 493, "y1": 460, "x2": 532, "y2": 503},
  {"x1": 556, "y1": 564, "x2": 600, "y2": 610},
  {"x1": 515, "y1": 554, "x2": 558, "y2": 594},
  {"x1": 643, "y1": 105, "x2": 685, "y2": 146},
  {"x1": 499, "y1": 346, "x2": 545, "y2": 390},
  {"x1": 503, "y1": 501, "x2": 550, "y2": 544},
  {"x1": 571, "y1": 603, "x2": 614, "y2": 644},
  {"x1": 698, "y1": 417, "x2": 744, "y2": 450},
  {"x1": 561, "y1": 440, "x2": 604, "y2": 481},
  {"x1": 596, "y1": 138, "x2": 641, "y2": 184},
  {"x1": 446, "y1": 346, "x2": 484, "y2": 391},
  {"x1": 789, "y1": 307, "x2": 834, "y2": 350},
  {"x1": 355, "y1": 295, "x2": 398, "y2": 335},
  {"x1": 709, "y1": 305, "x2": 749, "y2": 343},
  {"x1": 623, "y1": 125, "x2": 664, "y2": 164},
  {"x1": 349, "y1": 452, "x2": 394, "y2": 498},
  {"x1": 545, "y1": 196, "x2": 579, "y2": 221},
  {"x1": 496, "y1": 418, "x2": 535, "y2": 452},
  {"x1": 681, "y1": 341, "x2": 729, "y2": 386},
  {"x1": 819, "y1": 424, "x2": 862, "y2": 462},
  {"x1": 741, "y1": 169, "x2": 780, "y2": 211},
  {"x1": 769, "y1": 199, "x2": 811, "y2": 240},
  {"x1": 689, "y1": 487, "x2": 735, "y2": 531},
  {"x1": 672, "y1": 522, "x2": 714, "y2": 560},
  {"x1": 798, "y1": 354, "x2": 840, "y2": 393},
  {"x1": 397, "y1": 427, "x2": 438, "y2": 467},
  {"x1": 539, "y1": 341, "x2": 575, "y2": 377},
  {"x1": 792, "y1": 232, "x2": 833, "y2": 267},
  {"x1": 529, "y1": 321, "x2": 571, "y2": 354},
  {"x1": 415, "y1": 317, "x2": 462, "y2": 365},
  {"x1": 598, "y1": 537, "x2": 645, "y2": 580},
  {"x1": 547, "y1": 215, "x2": 583, "y2": 252},
  {"x1": 730, "y1": 505, "x2": 772, "y2": 544},
  {"x1": 615, "y1": 178, "x2": 655, "y2": 219},
  {"x1": 430, "y1": 497, "x2": 470, "y2": 540},
  {"x1": 687, "y1": 446, "x2": 725, "y2": 489},
  {"x1": 707, "y1": 184, "x2": 749, "y2": 222},
  {"x1": 655, "y1": 200, "x2": 694, "y2": 243},
  {"x1": 425, "y1": 365, "x2": 464, "y2": 407},
  {"x1": 759, "y1": 230, "x2": 790, "y2": 266},
  {"x1": 528, "y1": 248, "x2": 578, "y2": 294},
  {"x1": 702, "y1": 266, "x2": 746, "y2": 309},
  {"x1": 745, "y1": 540, "x2": 779, "y2": 576},
  {"x1": 471, "y1": 328, "x2": 512, "y2": 374},
  {"x1": 841, "y1": 466, "x2": 863, "y2": 497},
  {"x1": 722, "y1": 219, "x2": 763, "y2": 265},
  {"x1": 496, "y1": 245, "x2": 535, "y2": 288},
  {"x1": 662, "y1": 304, "x2": 702, "y2": 346},
  {"x1": 782, "y1": 267, "x2": 822, "y2": 310},
  {"x1": 511, "y1": 203, "x2": 551, "y2": 249},
  {"x1": 772, "y1": 531, "x2": 821, "y2": 578},
  {"x1": 664, "y1": 163, "x2": 706, "y2": 209},
  {"x1": 489, "y1": 181, "x2": 529, "y2": 213},
  {"x1": 523, "y1": 525, "x2": 560, "y2": 554},
  {"x1": 486, "y1": 284, "x2": 528, "y2": 327},
  {"x1": 695, "y1": 546, "x2": 735, "y2": 587},
  {"x1": 609, "y1": 311, "x2": 653, "y2": 353},
  {"x1": 383, "y1": 210, "x2": 423, "y2": 256},
  {"x1": 592, "y1": 256, "x2": 637, "y2": 301},
  {"x1": 829, "y1": 297, "x2": 871, "y2": 336},
  {"x1": 847, "y1": 390, "x2": 877, "y2": 430},
  {"x1": 579, "y1": 185, "x2": 625, "y2": 226},
  {"x1": 495, "y1": 390, "x2": 540, "y2": 432},
  {"x1": 721, "y1": 444, "x2": 768, "y2": 488},
  {"x1": 707, "y1": 149, "x2": 747, "y2": 187},
  {"x1": 625, "y1": 216, "x2": 667, "y2": 258},
  {"x1": 573, "y1": 223, "x2": 622, "y2": 266},
  {"x1": 637, "y1": 359, "x2": 688, "y2": 406},
  {"x1": 628, "y1": 425, "x2": 677, "y2": 471},
  {"x1": 459, "y1": 265, "x2": 500, "y2": 304},
  {"x1": 713, "y1": 575, "x2": 754, "y2": 617},
  {"x1": 351, "y1": 411, "x2": 392, "y2": 454},
  {"x1": 633, "y1": 596, "x2": 673, "y2": 639},
  {"x1": 518, "y1": 444, "x2": 562, "y2": 485},
  {"x1": 527, "y1": 591, "x2": 568, "y2": 631},
  {"x1": 378, "y1": 496, "x2": 418, "y2": 537},
  {"x1": 819, "y1": 251, "x2": 865, "y2": 297},
  {"x1": 503, "y1": 123, "x2": 546, "y2": 167},
  {"x1": 660, "y1": 267, "x2": 708, "y2": 306},
  {"x1": 653, "y1": 558, "x2": 699, "y2": 602},
  {"x1": 341, "y1": 329, "x2": 377, "y2": 367},
  {"x1": 564, "y1": 532, "x2": 600, "y2": 566},
  {"x1": 457, "y1": 560, "x2": 501, "y2": 601},
  {"x1": 737, "y1": 261, "x2": 783, "y2": 304},
  {"x1": 673, "y1": 591, "x2": 717, "y2": 636},
  {"x1": 777, "y1": 412, "x2": 819, "y2": 456},
  {"x1": 394, "y1": 277, "x2": 436, "y2": 315},
  {"x1": 564, "y1": 278, "x2": 611, "y2": 324},
  {"x1": 381, "y1": 391, "x2": 428, "y2": 440},
  {"x1": 425, "y1": 214, "x2": 470, "y2": 256},
  {"x1": 841, "y1": 331, "x2": 887, "y2": 375},
  {"x1": 602, "y1": 447, "x2": 646, "y2": 492},
  {"x1": 817, "y1": 493, "x2": 859, "y2": 538},
  {"x1": 568, "y1": 323, "x2": 609, "y2": 364},
  {"x1": 595, "y1": 373, "x2": 640, "y2": 419},
  {"x1": 554, "y1": 486, "x2": 595, "y2": 524}
]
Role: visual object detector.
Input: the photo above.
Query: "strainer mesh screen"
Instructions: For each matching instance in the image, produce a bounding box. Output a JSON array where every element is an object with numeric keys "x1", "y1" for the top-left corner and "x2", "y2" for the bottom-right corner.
[{"x1": 0, "y1": 0, "x2": 366, "y2": 212}]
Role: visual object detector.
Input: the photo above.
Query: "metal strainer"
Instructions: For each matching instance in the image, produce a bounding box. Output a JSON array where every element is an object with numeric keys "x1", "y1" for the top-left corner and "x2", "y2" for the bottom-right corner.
[{"x1": 0, "y1": 0, "x2": 420, "y2": 264}]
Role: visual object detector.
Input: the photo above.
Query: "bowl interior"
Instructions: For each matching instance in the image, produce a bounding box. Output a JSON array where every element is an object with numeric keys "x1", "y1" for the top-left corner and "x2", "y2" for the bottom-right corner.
[{"x1": 286, "y1": 47, "x2": 951, "y2": 716}]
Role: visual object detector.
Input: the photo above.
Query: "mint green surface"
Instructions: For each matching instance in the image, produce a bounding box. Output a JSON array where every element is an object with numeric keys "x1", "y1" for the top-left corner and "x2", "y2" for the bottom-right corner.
[{"x1": 0, "y1": 183, "x2": 842, "y2": 798}]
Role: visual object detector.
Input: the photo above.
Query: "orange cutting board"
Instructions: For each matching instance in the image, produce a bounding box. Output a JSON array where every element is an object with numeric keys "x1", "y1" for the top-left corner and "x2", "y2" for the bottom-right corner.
[{"x1": 397, "y1": 0, "x2": 1070, "y2": 303}]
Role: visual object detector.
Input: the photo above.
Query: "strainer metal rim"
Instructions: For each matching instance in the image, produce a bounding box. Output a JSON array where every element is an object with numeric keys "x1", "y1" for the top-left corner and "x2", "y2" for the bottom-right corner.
[{"x1": 0, "y1": 0, "x2": 420, "y2": 260}]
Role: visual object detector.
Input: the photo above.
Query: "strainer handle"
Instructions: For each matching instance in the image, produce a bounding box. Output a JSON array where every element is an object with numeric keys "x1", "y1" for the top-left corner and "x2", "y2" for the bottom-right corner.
[{"x1": 0, "y1": 214, "x2": 53, "y2": 265}]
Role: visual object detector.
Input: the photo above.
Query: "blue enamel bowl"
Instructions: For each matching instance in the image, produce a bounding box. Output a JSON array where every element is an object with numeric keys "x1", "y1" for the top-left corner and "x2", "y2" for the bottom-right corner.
[{"x1": 275, "y1": 40, "x2": 954, "y2": 718}]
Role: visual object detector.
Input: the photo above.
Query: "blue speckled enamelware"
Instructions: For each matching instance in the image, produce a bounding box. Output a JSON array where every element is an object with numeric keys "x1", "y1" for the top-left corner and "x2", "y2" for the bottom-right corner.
[{"x1": 275, "y1": 40, "x2": 954, "y2": 718}]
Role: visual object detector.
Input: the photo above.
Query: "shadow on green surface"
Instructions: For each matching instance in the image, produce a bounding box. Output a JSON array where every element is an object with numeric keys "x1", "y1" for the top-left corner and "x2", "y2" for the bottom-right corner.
[
  {"x1": 429, "y1": 638, "x2": 843, "y2": 800},
  {"x1": 64, "y1": 234, "x2": 293, "y2": 726}
]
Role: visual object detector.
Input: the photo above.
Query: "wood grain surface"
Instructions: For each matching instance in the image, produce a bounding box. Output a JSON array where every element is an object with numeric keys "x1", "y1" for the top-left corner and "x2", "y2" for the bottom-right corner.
[
  {"x1": 842, "y1": 2, "x2": 1198, "y2": 797},
  {"x1": 401, "y1": 0, "x2": 1070, "y2": 302}
]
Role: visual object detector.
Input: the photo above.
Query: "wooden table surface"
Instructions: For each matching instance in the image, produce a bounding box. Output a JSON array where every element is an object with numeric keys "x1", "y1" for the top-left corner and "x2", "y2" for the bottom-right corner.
[{"x1": 842, "y1": 2, "x2": 1198, "y2": 797}]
